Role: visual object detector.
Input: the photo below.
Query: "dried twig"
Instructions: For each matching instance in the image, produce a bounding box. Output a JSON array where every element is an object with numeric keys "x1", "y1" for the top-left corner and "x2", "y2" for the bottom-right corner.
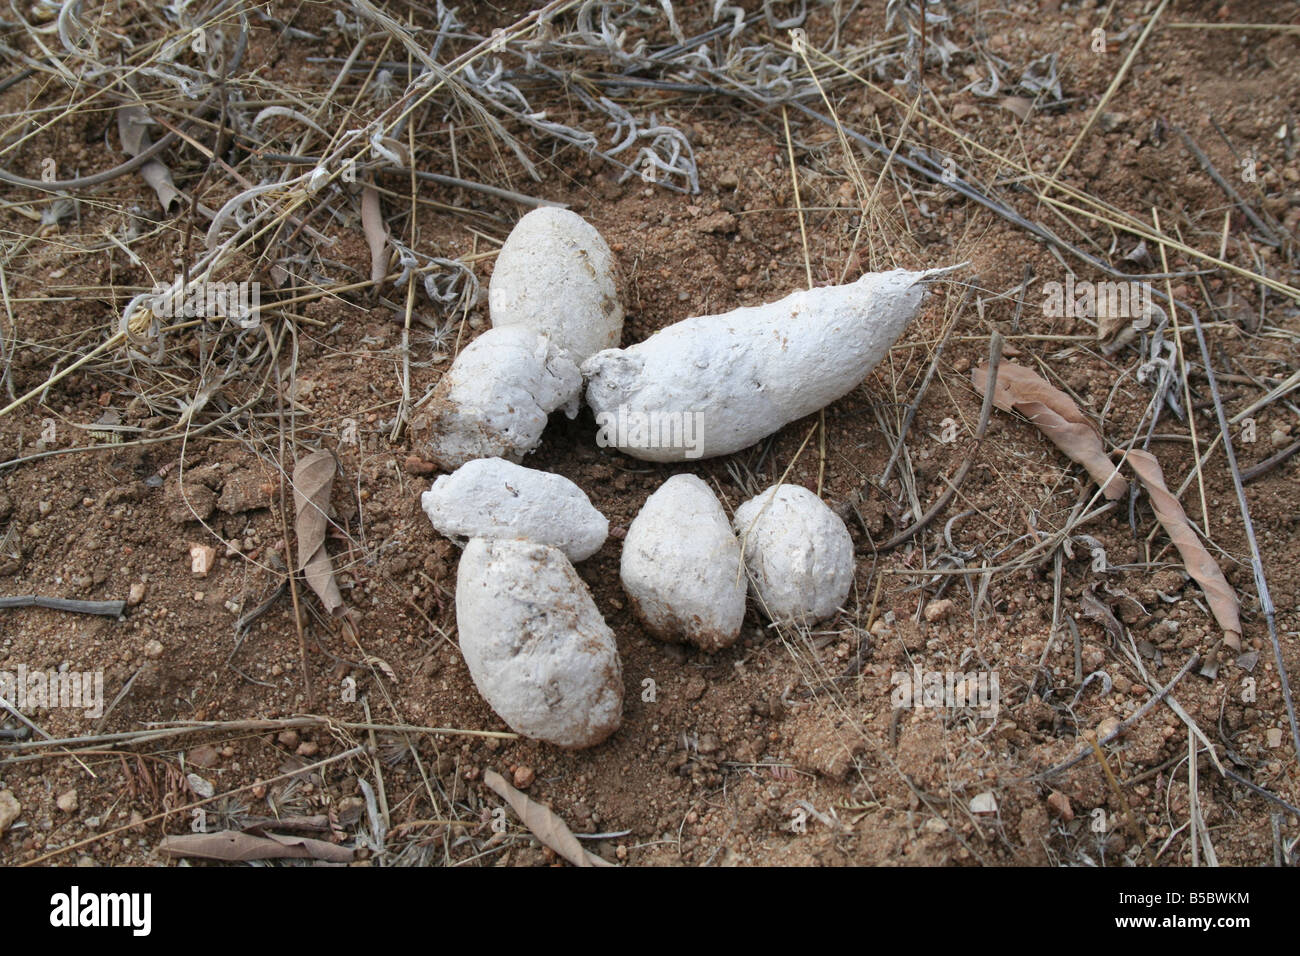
[{"x1": 0, "y1": 595, "x2": 125, "y2": 617}]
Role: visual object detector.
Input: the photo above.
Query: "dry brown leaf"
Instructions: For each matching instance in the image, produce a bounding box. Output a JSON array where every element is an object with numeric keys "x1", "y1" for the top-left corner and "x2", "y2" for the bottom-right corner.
[
  {"x1": 482, "y1": 769, "x2": 614, "y2": 868},
  {"x1": 117, "y1": 105, "x2": 181, "y2": 213},
  {"x1": 1125, "y1": 449, "x2": 1242, "y2": 644},
  {"x1": 157, "y1": 830, "x2": 354, "y2": 863},
  {"x1": 361, "y1": 185, "x2": 388, "y2": 287},
  {"x1": 292, "y1": 450, "x2": 344, "y2": 615},
  {"x1": 1081, "y1": 584, "x2": 1124, "y2": 645},
  {"x1": 365, "y1": 655, "x2": 399, "y2": 684},
  {"x1": 999, "y1": 96, "x2": 1034, "y2": 121},
  {"x1": 140, "y1": 163, "x2": 181, "y2": 215},
  {"x1": 973, "y1": 362, "x2": 1127, "y2": 499},
  {"x1": 1096, "y1": 295, "x2": 1131, "y2": 345}
]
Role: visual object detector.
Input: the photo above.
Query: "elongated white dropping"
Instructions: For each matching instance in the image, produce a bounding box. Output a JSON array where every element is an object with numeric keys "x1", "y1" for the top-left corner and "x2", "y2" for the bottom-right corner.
[
  {"x1": 490, "y1": 208, "x2": 623, "y2": 364},
  {"x1": 620, "y1": 474, "x2": 746, "y2": 652},
  {"x1": 413, "y1": 326, "x2": 581, "y2": 469},
  {"x1": 733, "y1": 484, "x2": 855, "y2": 625},
  {"x1": 422, "y1": 458, "x2": 608, "y2": 561},
  {"x1": 456, "y1": 537, "x2": 623, "y2": 749},
  {"x1": 583, "y1": 269, "x2": 940, "y2": 461}
]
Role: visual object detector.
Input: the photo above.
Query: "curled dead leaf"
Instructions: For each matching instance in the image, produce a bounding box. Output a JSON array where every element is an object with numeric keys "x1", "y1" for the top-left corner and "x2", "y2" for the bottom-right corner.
[
  {"x1": 365, "y1": 655, "x2": 398, "y2": 684},
  {"x1": 1096, "y1": 294, "x2": 1133, "y2": 346},
  {"x1": 157, "y1": 830, "x2": 354, "y2": 863},
  {"x1": 1124, "y1": 449, "x2": 1241, "y2": 647},
  {"x1": 973, "y1": 361, "x2": 1127, "y2": 499},
  {"x1": 999, "y1": 96, "x2": 1034, "y2": 121},
  {"x1": 482, "y1": 769, "x2": 614, "y2": 868},
  {"x1": 1081, "y1": 583, "x2": 1124, "y2": 645},
  {"x1": 117, "y1": 105, "x2": 181, "y2": 214},
  {"x1": 361, "y1": 185, "x2": 389, "y2": 287},
  {"x1": 292, "y1": 450, "x2": 345, "y2": 616}
]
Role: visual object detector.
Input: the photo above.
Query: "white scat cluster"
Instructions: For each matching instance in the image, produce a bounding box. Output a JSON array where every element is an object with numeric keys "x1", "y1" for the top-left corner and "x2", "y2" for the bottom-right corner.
[{"x1": 420, "y1": 207, "x2": 937, "y2": 747}]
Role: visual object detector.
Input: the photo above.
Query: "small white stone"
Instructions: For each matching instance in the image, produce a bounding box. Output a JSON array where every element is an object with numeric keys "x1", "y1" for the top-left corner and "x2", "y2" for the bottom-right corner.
[
  {"x1": 57, "y1": 788, "x2": 78, "y2": 813},
  {"x1": 456, "y1": 537, "x2": 623, "y2": 749},
  {"x1": 186, "y1": 774, "x2": 215, "y2": 799},
  {"x1": 733, "y1": 484, "x2": 854, "y2": 625},
  {"x1": 414, "y1": 327, "x2": 581, "y2": 469},
  {"x1": 620, "y1": 474, "x2": 746, "y2": 651},
  {"x1": 490, "y1": 207, "x2": 623, "y2": 364},
  {"x1": 422, "y1": 458, "x2": 607, "y2": 561},
  {"x1": 969, "y1": 791, "x2": 997, "y2": 814}
]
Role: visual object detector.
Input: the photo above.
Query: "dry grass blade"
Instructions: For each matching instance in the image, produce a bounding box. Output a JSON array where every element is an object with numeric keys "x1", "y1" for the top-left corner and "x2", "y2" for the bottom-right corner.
[
  {"x1": 972, "y1": 361, "x2": 1127, "y2": 500},
  {"x1": 157, "y1": 830, "x2": 354, "y2": 863},
  {"x1": 292, "y1": 450, "x2": 344, "y2": 616},
  {"x1": 1125, "y1": 449, "x2": 1241, "y2": 646},
  {"x1": 482, "y1": 769, "x2": 614, "y2": 868}
]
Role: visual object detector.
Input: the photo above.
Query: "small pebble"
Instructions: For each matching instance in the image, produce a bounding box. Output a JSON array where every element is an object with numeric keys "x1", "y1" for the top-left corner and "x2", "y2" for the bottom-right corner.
[
  {"x1": 969, "y1": 791, "x2": 997, "y2": 814},
  {"x1": 924, "y1": 599, "x2": 955, "y2": 623},
  {"x1": 1047, "y1": 791, "x2": 1074, "y2": 821},
  {"x1": 188, "y1": 745, "x2": 220, "y2": 769},
  {"x1": 513, "y1": 766, "x2": 536, "y2": 789},
  {"x1": 0, "y1": 791, "x2": 21, "y2": 833}
]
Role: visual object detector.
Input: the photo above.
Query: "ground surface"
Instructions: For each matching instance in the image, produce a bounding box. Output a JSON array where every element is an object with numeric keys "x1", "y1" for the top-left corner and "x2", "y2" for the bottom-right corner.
[{"x1": 0, "y1": 0, "x2": 1297, "y2": 866}]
